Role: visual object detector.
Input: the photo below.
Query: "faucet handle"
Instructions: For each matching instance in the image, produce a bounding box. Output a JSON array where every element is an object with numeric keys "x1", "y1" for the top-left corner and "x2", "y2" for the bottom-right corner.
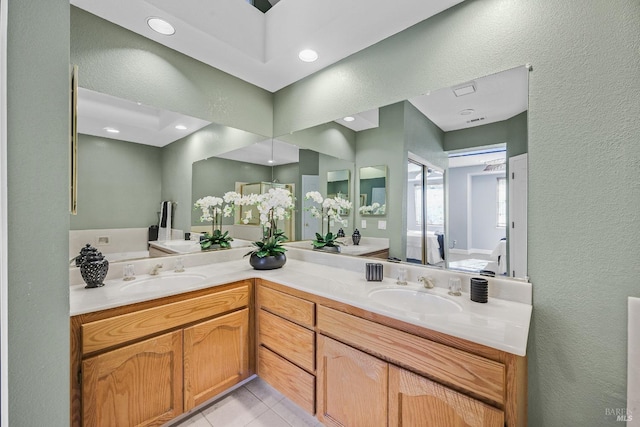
[{"x1": 418, "y1": 276, "x2": 435, "y2": 289}]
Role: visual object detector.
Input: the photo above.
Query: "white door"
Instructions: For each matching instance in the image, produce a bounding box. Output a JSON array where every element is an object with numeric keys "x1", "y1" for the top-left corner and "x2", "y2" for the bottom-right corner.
[
  {"x1": 509, "y1": 154, "x2": 528, "y2": 278},
  {"x1": 301, "y1": 175, "x2": 320, "y2": 240}
]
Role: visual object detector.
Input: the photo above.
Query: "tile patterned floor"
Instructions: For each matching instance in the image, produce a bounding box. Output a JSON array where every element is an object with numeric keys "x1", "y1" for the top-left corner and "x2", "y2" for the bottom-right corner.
[{"x1": 168, "y1": 377, "x2": 323, "y2": 427}]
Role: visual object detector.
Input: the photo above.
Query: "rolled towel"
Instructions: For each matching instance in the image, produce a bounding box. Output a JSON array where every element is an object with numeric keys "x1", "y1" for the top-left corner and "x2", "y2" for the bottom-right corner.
[{"x1": 158, "y1": 201, "x2": 172, "y2": 241}]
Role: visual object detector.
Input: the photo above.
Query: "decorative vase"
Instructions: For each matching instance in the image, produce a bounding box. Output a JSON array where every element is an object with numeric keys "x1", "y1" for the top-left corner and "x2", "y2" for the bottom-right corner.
[
  {"x1": 352, "y1": 229, "x2": 361, "y2": 245},
  {"x1": 313, "y1": 245, "x2": 341, "y2": 253},
  {"x1": 80, "y1": 258, "x2": 109, "y2": 288},
  {"x1": 249, "y1": 253, "x2": 286, "y2": 270}
]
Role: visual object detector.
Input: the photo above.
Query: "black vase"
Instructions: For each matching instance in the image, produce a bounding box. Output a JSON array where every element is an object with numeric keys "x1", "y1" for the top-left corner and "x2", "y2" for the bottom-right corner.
[
  {"x1": 80, "y1": 259, "x2": 109, "y2": 288},
  {"x1": 249, "y1": 253, "x2": 287, "y2": 270}
]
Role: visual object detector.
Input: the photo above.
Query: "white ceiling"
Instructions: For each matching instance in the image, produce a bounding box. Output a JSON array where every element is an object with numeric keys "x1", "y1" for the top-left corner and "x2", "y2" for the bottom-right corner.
[
  {"x1": 215, "y1": 138, "x2": 299, "y2": 166},
  {"x1": 77, "y1": 88, "x2": 211, "y2": 147},
  {"x1": 409, "y1": 66, "x2": 529, "y2": 132},
  {"x1": 70, "y1": 0, "x2": 465, "y2": 92}
]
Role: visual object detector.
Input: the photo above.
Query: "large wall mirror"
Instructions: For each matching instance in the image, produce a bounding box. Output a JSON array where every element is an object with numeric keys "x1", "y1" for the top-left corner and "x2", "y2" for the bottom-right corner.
[{"x1": 70, "y1": 65, "x2": 529, "y2": 280}]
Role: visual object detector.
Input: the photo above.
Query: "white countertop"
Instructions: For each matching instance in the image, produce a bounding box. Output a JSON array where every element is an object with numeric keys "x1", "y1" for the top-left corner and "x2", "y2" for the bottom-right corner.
[
  {"x1": 285, "y1": 237, "x2": 388, "y2": 256},
  {"x1": 70, "y1": 249, "x2": 532, "y2": 356}
]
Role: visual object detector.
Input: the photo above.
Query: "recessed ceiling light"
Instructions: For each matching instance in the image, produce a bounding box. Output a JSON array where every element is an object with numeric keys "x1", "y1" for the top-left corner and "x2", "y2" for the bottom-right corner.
[
  {"x1": 343, "y1": 116, "x2": 355, "y2": 122},
  {"x1": 459, "y1": 109, "x2": 475, "y2": 116},
  {"x1": 147, "y1": 17, "x2": 175, "y2": 36},
  {"x1": 298, "y1": 49, "x2": 318, "y2": 62},
  {"x1": 267, "y1": 159, "x2": 275, "y2": 164},
  {"x1": 453, "y1": 84, "x2": 476, "y2": 97},
  {"x1": 103, "y1": 127, "x2": 120, "y2": 134},
  {"x1": 175, "y1": 125, "x2": 187, "y2": 130}
]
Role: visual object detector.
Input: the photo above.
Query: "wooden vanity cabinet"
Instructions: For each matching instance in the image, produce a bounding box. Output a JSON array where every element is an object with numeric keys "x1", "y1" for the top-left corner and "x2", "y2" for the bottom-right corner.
[
  {"x1": 317, "y1": 335, "x2": 388, "y2": 427},
  {"x1": 388, "y1": 365, "x2": 504, "y2": 427},
  {"x1": 256, "y1": 281, "x2": 316, "y2": 415},
  {"x1": 82, "y1": 330, "x2": 183, "y2": 427},
  {"x1": 71, "y1": 280, "x2": 252, "y2": 427},
  {"x1": 316, "y1": 305, "x2": 525, "y2": 427},
  {"x1": 183, "y1": 308, "x2": 250, "y2": 410}
]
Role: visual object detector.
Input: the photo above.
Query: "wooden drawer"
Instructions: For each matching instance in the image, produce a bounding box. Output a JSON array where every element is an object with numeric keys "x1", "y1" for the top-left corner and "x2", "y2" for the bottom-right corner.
[
  {"x1": 258, "y1": 309, "x2": 315, "y2": 372},
  {"x1": 82, "y1": 282, "x2": 249, "y2": 354},
  {"x1": 258, "y1": 285, "x2": 315, "y2": 328},
  {"x1": 258, "y1": 346, "x2": 315, "y2": 415},
  {"x1": 316, "y1": 305, "x2": 505, "y2": 405}
]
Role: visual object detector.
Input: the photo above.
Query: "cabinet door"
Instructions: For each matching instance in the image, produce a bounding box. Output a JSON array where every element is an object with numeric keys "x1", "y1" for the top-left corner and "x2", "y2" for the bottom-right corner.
[
  {"x1": 317, "y1": 335, "x2": 388, "y2": 427},
  {"x1": 388, "y1": 366, "x2": 504, "y2": 427},
  {"x1": 82, "y1": 330, "x2": 183, "y2": 427},
  {"x1": 183, "y1": 308, "x2": 250, "y2": 410}
]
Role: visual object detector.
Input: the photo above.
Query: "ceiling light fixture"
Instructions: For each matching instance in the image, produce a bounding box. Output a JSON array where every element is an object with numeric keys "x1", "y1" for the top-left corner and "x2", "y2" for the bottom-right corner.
[
  {"x1": 147, "y1": 17, "x2": 175, "y2": 36},
  {"x1": 103, "y1": 127, "x2": 120, "y2": 134},
  {"x1": 298, "y1": 49, "x2": 318, "y2": 62},
  {"x1": 459, "y1": 109, "x2": 475, "y2": 115},
  {"x1": 343, "y1": 116, "x2": 355, "y2": 122},
  {"x1": 175, "y1": 125, "x2": 187, "y2": 130},
  {"x1": 453, "y1": 83, "x2": 476, "y2": 97}
]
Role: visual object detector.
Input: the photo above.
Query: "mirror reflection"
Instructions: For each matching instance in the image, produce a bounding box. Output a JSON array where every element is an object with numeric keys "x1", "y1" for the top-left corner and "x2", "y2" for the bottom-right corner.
[
  {"x1": 359, "y1": 165, "x2": 387, "y2": 216},
  {"x1": 327, "y1": 170, "x2": 350, "y2": 200},
  {"x1": 70, "y1": 65, "x2": 528, "y2": 280}
]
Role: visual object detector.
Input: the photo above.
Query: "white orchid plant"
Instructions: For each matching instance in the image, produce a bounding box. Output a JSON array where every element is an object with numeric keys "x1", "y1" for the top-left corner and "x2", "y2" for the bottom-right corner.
[
  {"x1": 304, "y1": 191, "x2": 353, "y2": 249},
  {"x1": 359, "y1": 202, "x2": 386, "y2": 215},
  {"x1": 195, "y1": 188, "x2": 295, "y2": 255},
  {"x1": 194, "y1": 192, "x2": 242, "y2": 249},
  {"x1": 242, "y1": 187, "x2": 296, "y2": 258}
]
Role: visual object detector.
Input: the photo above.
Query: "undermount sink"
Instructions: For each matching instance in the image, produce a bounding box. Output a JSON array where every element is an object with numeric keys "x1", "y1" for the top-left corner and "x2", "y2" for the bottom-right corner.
[
  {"x1": 367, "y1": 288, "x2": 462, "y2": 315},
  {"x1": 120, "y1": 273, "x2": 207, "y2": 294}
]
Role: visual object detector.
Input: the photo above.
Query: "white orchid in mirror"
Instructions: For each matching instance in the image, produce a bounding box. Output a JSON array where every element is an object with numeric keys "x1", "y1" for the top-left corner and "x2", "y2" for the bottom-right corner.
[
  {"x1": 194, "y1": 192, "x2": 242, "y2": 250},
  {"x1": 305, "y1": 191, "x2": 353, "y2": 250},
  {"x1": 359, "y1": 202, "x2": 386, "y2": 215}
]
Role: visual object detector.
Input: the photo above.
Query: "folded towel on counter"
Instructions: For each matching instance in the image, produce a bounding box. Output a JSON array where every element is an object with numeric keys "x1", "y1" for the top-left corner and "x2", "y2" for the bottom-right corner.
[{"x1": 158, "y1": 201, "x2": 172, "y2": 241}]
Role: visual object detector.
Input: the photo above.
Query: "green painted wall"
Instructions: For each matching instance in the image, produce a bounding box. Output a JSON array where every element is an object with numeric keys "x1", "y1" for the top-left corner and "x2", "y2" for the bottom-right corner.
[
  {"x1": 278, "y1": 122, "x2": 356, "y2": 162},
  {"x1": 7, "y1": 0, "x2": 70, "y2": 425},
  {"x1": 70, "y1": 6, "x2": 273, "y2": 137},
  {"x1": 71, "y1": 135, "x2": 162, "y2": 230},
  {"x1": 273, "y1": 0, "x2": 640, "y2": 425},
  {"x1": 355, "y1": 103, "x2": 405, "y2": 256},
  {"x1": 161, "y1": 123, "x2": 266, "y2": 233}
]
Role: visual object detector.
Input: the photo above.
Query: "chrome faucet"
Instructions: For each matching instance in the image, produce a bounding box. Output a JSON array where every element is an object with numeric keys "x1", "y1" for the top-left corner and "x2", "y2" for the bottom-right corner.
[
  {"x1": 418, "y1": 276, "x2": 435, "y2": 289},
  {"x1": 150, "y1": 264, "x2": 163, "y2": 275}
]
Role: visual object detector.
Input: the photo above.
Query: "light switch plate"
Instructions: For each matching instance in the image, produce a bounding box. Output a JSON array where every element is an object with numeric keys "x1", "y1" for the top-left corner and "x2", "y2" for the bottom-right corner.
[
  {"x1": 361, "y1": 220, "x2": 367, "y2": 229},
  {"x1": 378, "y1": 220, "x2": 386, "y2": 230}
]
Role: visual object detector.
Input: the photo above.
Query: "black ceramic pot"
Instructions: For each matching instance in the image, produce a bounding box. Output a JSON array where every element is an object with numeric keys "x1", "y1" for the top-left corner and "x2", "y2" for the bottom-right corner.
[{"x1": 249, "y1": 253, "x2": 287, "y2": 270}]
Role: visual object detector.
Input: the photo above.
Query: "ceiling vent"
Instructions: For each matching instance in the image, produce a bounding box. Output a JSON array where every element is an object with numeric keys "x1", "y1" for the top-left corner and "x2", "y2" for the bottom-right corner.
[
  {"x1": 453, "y1": 83, "x2": 476, "y2": 97},
  {"x1": 466, "y1": 117, "x2": 486, "y2": 124}
]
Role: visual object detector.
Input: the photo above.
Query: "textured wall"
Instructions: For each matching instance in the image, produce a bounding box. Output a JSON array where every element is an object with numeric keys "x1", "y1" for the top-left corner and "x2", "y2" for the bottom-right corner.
[
  {"x1": 71, "y1": 135, "x2": 162, "y2": 230},
  {"x1": 6, "y1": 0, "x2": 70, "y2": 425},
  {"x1": 274, "y1": 0, "x2": 640, "y2": 425}
]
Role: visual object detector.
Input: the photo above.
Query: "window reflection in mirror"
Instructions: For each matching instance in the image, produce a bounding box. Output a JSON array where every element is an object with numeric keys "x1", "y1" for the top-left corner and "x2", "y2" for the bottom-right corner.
[
  {"x1": 446, "y1": 145, "x2": 507, "y2": 276},
  {"x1": 407, "y1": 159, "x2": 445, "y2": 267},
  {"x1": 359, "y1": 165, "x2": 387, "y2": 216}
]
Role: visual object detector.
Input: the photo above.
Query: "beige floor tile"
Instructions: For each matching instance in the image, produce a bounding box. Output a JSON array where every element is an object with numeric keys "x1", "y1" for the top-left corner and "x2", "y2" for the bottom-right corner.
[
  {"x1": 271, "y1": 398, "x2": 321, "y2": 427},
  {"x1": 245, "y1": 409, "x2": 290, "y2": 427},
  {"x1": 169, "y1": 412, "x2": 213, "y2": 427},
  {"x1": 245, "y1": 378, "x2": 285, "y2": 408},
  {"x1": 201, "y1": 387, "x2": 269, "y2": 427}
]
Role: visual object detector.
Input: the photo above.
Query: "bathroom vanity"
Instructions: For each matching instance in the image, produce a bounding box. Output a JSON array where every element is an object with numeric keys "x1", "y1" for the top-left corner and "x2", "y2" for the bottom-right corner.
[{"x1": 69, "y1": 248, "x2": 531, "y2": 426}]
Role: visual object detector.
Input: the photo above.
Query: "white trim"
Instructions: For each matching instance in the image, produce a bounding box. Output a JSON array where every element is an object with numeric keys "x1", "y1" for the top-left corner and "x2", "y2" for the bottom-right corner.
[{"x1": 0, "y1": 0, "x2": 9, "y2": 424}]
